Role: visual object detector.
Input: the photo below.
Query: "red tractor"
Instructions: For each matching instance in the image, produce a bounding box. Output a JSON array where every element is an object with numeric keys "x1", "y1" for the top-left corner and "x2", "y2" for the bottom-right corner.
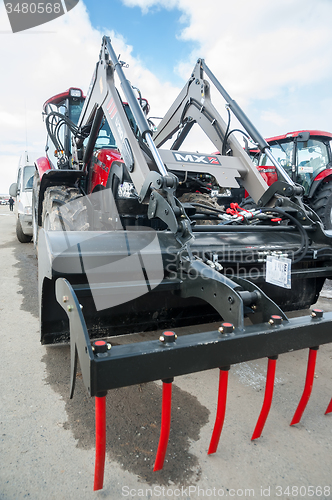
[{"x1": 244, "y1": 130, "x2": 332, "y2": 228}]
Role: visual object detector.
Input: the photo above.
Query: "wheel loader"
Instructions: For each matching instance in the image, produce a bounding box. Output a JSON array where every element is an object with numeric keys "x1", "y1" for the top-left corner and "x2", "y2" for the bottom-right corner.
[{"x1": 32, "y1": 36, "x2": 332, "y2": 490}]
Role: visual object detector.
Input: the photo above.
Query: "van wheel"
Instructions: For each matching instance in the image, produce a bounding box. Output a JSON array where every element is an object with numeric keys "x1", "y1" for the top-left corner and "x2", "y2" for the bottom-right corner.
[
  {"x1": 310, "y1": 183, "x2": 332, "y2": 230},
  {"x1": 16, "y1": 218, "x2": 32, "y2": 243},
  {"x1": 42, "y1": 186, "x2": 89, "y2": 231}
]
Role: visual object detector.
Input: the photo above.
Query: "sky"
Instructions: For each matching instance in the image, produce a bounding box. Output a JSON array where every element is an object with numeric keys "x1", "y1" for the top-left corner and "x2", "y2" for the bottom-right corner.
[{"x1": 1, "y1": 0, "x2": 332, "y2": 193}]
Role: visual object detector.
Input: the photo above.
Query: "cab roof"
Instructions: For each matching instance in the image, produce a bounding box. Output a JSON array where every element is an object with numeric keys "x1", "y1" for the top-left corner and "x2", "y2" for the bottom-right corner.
[
  {"x1": 266, "y1": 130, "x2": 332, "y2": 142},
  {"x1": 43, "y1": 88, "x2": 84, "y2": 113}
]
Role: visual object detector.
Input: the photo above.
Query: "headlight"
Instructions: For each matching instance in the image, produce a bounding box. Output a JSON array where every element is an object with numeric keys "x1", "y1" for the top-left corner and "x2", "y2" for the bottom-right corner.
[{"x1": 70, "y1": 89, "x2": 82, "y2": 97}]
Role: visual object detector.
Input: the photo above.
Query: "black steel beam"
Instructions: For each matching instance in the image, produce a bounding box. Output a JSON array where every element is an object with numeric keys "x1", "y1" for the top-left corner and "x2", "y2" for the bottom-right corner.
[
  {"x1": 90, "y1": 313, "x2": 332, "y2": 395},
  {"x1": 55, "y1": 277, "x2": 332, "y2": 397}
]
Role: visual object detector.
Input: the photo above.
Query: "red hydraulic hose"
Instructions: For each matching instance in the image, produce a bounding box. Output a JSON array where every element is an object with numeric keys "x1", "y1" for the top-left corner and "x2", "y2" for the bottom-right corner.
[
  {"x1": 290, "y1": 347, "x2": 318, "y2": 426},
  {"x1": 154, "y1": 380, "x2": 173, "y2": 472},
  {"x1": 251, "y1": 356, "x2": 277, "y2": 440},
  {"x1": 94, "y1": 394, "x2": 107, "y2": 491},
  {"x1": 325, "y1": 398, "x2": 332, "y2": 415},
  {"x1": 208, "y1": 367, "x2": 230, "y2": 454}
]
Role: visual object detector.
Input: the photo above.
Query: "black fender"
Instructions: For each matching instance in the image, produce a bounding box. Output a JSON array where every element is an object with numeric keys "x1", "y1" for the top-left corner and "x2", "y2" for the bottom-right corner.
[{"x1": 37, "y1": 169, "x2": 86, "y2": 226}]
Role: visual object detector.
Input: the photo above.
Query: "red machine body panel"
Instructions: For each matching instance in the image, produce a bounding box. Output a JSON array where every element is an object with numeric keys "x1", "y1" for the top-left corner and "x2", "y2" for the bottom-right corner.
[
  {"x1": 35, "y1": 157, "x2": 53, "y2": 179},
  {"x1": 87, "y1": 149, "x2": 123, "y2": 193}
]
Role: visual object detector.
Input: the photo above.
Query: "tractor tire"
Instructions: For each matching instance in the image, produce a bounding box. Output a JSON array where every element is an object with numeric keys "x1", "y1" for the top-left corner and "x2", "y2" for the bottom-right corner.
[
  {"x1": 42, "y1": 186, "x2": 89, "y2": 231},
  {"x1": 310, "y1": 183, "x2": 332, "y2": 230},
  {"x1": 16, "y1": 217, "x2": 32, "y2": 243}
]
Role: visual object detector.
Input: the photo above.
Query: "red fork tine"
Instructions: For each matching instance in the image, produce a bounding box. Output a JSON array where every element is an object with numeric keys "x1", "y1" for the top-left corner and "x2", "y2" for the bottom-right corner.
[
  {"x1": 208, "y1": 366, "x2": 230, "y2": 455},
  {"x1": 153, "y1": 378, "x2": 173, "y2": 471},
  {"x1": 93, "y1": 393, "x2": 107, "y2": 491},
  {"x1": 92, "y1": 341, "x2": 109, "y2": 491},
  {"x1": 325, "y1": 398, "x2": 332, "y2": 415},
  {"x1": 290, "y1": 347, "x2": 319, "y2": 426},
  {"x1": 251, "y1": 356, "x2": 278, "y2": 440}
]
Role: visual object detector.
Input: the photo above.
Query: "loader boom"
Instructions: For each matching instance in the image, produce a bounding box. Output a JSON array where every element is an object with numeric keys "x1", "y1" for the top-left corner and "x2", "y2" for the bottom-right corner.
[
  {"x1": 74, "y1": 36, "x2": 191, "y2": 244},
  {"x1": 153, "y1": 58, "x2": 294, "y2": 202},
  {"x1": 76, "y1": 39, "x2": 154, "y2": 192}
]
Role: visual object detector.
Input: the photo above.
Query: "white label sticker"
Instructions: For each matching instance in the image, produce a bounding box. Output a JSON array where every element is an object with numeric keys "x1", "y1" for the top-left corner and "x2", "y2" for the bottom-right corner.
[
  {"x1": 299, "y1": 165, "x2": 313, "y2": 173},
  {"x1": 266, "y1": 256, "x2": 291, "y2": 289}
]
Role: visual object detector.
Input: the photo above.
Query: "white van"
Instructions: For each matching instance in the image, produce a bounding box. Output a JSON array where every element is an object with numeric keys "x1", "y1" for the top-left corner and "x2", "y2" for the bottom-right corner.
[{"x1": 9, "y1": 152, "x2": 37, "y2": 243}]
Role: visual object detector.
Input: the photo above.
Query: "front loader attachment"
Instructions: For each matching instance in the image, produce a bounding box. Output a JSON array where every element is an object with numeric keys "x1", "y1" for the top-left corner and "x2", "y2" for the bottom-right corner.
[
  {"x1": 55, "y1": 277, "x2": 332, "y2": 490},
  {"x1": 37, "y1": 194, "x2": 332, "y2": 490},
  {"x1": 38, "y1": 220, "x2": 332, "y2": 344},
  {"x1": 35, "y1": 36, "x2": 332, "y2": 491}
]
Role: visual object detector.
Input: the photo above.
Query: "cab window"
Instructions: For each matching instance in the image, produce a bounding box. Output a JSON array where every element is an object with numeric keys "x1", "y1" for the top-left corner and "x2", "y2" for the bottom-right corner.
[
  {"x1": 297, "y1": 139, "x2": 329, "y2": 175},
  {"x1": 259, "y1": 140, "x2": 293, "y2": 174},
  {"x1": 94, "y1": 104, "x2": 138, "y2": 150}
]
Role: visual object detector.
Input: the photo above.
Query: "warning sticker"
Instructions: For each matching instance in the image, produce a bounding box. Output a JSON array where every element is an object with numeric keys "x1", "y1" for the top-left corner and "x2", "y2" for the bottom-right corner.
[{"x1": 266, "y1": 256, "x2": 291, "y2": 289}]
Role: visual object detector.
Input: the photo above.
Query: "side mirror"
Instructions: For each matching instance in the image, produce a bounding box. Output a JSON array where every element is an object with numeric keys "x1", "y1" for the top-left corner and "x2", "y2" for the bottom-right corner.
[
  {"x1": 9, "y1": 183, "x2": 18, "y2": 197},
  {"x1": 297, "y1": 131, "x2": 310, "y2": 142}
]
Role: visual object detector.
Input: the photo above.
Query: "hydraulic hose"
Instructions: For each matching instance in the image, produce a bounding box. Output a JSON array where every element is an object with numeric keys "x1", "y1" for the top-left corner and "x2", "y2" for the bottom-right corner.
[{"x1": 258, "y1": 207, "x2": 309, "y2": 264}]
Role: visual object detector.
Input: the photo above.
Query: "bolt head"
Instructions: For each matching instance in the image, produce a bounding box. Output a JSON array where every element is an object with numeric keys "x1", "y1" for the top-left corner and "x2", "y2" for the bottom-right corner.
[
  {"x1": 93, "y1": 340, "x2": 108, "y2": 354},
  {"x1": 219, "y1": 322, "x2": 234, "y2": 334},
  {"x1": 269, "y1": 315, "x2": 282, "y2": 325},
  {"x1": 67, "y1": 305, "x2": 74, "y2": 312},
  {"x1": 311, "y1": 308, "x2": 323, "y2": 318},
  {"x1": 162, "y1": 331, "x2": 176, "y2": 343},
  {"x1": 63, "y1": 296, "x2": 69, "y2": 303}
]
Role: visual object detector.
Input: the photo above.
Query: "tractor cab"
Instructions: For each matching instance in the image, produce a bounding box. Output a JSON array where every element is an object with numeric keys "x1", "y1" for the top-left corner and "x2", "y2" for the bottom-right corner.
[
  {"x1": 43, "y1": 87, "x2": 85, "y2": 169},
  {"x1": 258, "y1": 130, "x2": 332, "y2": 196},
  {"x1": 43, "y1": 87, "x2": 147, "y2": 170},
  {"x1": 243, "y1": 131, "x2": 332, "y2": 228}
]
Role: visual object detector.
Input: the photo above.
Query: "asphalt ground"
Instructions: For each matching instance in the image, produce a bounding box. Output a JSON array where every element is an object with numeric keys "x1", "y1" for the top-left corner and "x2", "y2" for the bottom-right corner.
[{"x1": 0, "y1": 204, "x2": 332, "y2": 500}]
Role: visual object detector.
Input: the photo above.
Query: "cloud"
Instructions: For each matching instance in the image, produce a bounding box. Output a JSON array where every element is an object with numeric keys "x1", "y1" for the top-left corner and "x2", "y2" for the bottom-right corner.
[
  {"x1": 2, "y1": 0, "x2": 332, "y2": 192},
  {"x1": 121, "y1": 0, "x2": 179, "y2": 14},
  {"x1": 0, "y1": 156, "x2": 20, "y2": 195},
  {"x1": 260, "y1": 111, "x2": 288, "y2": 129},
  {"x1": 122, "y1": 0, "x2": 332, "y2": 106},
  {"x1": 0, "y1": 1, "x2": 180, "y2": 193},
  {"x1": 118, "y1": 0, "x2": 332, "y2": 141}
]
